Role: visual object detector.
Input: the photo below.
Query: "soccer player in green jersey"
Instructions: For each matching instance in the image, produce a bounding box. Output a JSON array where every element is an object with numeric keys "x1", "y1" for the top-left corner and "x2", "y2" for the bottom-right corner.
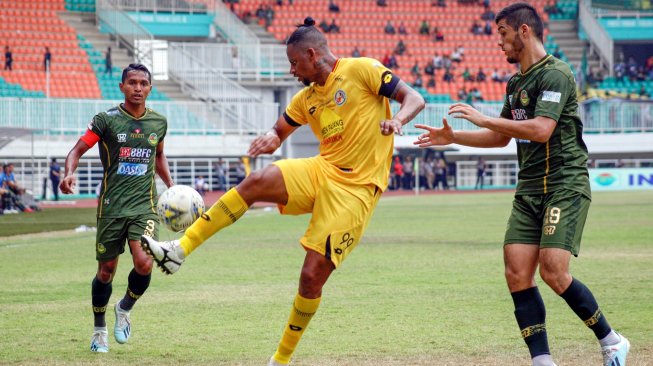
[
  {"x1": 413, "y1": 4, "x2": 629, "y2": 366},
  {"x1": 60, "y1": 64, "x2": 174, "y2": 353}
]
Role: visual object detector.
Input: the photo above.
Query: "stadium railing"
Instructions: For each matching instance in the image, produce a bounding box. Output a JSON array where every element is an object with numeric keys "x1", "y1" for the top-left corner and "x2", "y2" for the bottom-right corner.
[
  {"x1": 170, "y1": 42, "x2": 294, "y2": 84},
  {"x1": 96, "y1": 0, "x2": 155, "y2": 73},
  {"x1": 8, "y1": 155, "x2": 276, "y2": 200},
  {"x1": 0, "y1": 98, "x2": 277, "y2": 136},
  {"x1": 1, "y1": 98, "x2": 650, "y2": 136},
  {"x1": 168, "y1": 44, "x2": 264, "y2": 102},
  {"x1": 105, "y1": 0, "x2": 214, "y2": 14},
  {"x1": 580, "y1": 0, "x2": 614, "y2": 74}
]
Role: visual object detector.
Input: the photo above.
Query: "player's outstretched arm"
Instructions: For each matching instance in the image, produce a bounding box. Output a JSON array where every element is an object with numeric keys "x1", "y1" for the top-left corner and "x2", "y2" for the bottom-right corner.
[
  {"x1": 380, "y1": 81, "x2": 425, "y2": 136},
  {"x1": 448, "y1": 103, "x2": 556, "y2": 143},
  {"x1": 247, "y1": 114, "x2": 299, "y2": 157},
  {"x1": 60, "y1": 139, "x2": 91, "y2": 194},
  {"x1": 155, "y1": 140, "x2": 174, "y2": 188},
  {"x1": 414, "y1": 117, "x2": 511, "y2": 149}
]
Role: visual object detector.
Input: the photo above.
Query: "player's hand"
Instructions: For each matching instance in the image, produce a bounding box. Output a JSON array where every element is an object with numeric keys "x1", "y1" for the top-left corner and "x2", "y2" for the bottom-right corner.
[
  {"x1": 247, "y1": 133, "x2": 281, "y2": 157},
  {"x1": 380, "y1": 119, "x2": 403, "y2": 136},
  {"x1": 413, "y1": 118, "x2": 454, "y2": 147},
  {"x1": 59, "y1": 175, "x2": 76, "y2": 194},
  {"x1": 448, "y1": 103, "x2": 487, "y2": 127}
]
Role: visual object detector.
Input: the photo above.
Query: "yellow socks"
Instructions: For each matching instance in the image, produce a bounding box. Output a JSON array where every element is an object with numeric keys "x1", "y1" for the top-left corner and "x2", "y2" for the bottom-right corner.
[
  {"x1": 179, "y1": 188, "x2": 248, "y2": 256},
  {"x1": 272, "y1": 294, "x2": 322, "y2": 364}
]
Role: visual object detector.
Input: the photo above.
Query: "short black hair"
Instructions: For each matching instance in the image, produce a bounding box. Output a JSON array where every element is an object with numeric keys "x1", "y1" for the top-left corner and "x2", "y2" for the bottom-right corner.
[
  {"x1": 496, "y1": 2, "x2": 544, "y2": 43},
  {"x1": 121, "y1": 63, "x2": 152, "y2": 84},
  {"x1": 286, "y1": 17, "x2": 327, "y2": 50}
]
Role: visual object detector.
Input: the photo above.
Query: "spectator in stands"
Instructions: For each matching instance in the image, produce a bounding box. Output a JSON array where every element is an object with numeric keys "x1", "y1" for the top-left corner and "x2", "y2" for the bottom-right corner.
[
  {"x1": 451, "y1": 48, "x2": 463, "y2": 63},
  {"x1": 328, "y1": 18, "x2": 340, "y2": 33},
  {"x1": 443, "y1": 68, "x2": 454, "y2": 83},
  {"x1": 382, "y1": 53, "x2": 391, "y2": 68},
  {"x1": 410, "y1": 61, "x2": 420, "y2": 76},
  {"x1": 194, "y1": 175, "x2": 207, "y2": 196},
  {"x1": 614, "y1": 60, "x2": 626, "y2": 82},
  {"x1": 394, "y1": 39, "x2": 406, "y2": 56},
  {"x1": 475, "y1": 157, "x2": 486, "y2": 190},
  {"x1": 384, "y1": 20, "x2": 396, "y2": 35},
  {"x1": 0, "y1": 163, "x2": 31, "y2": 212},
  {"x1": 49, "y1": 158, "x2": 61, "y2": 201},
  {"x1": 483, "y1": 20, "x2": 492, "y2": 35},
  {"x1": 403, "y1": 156, "x2": 414, "y2": 190},
  {"x1": 105, "y1": 47, "x2": 112, "y2": 75},
  {"x1": 319, "y1": 19, "x2": 330, "y2": 33},
  {"x1": 443, "y1": 54, "x2": 452, "y2": 70},
  {"x1": 328, "y1": 0, "x2": 340, "y2": 13},
  {"x1": 432, "y1": 0, "x2": 447, "y2": 7},
  {"x1": 388, "y1": 54, "x2": 399, "y2": 69},
  {"x1": 44, "y1": 47, "x2": 52, "y2": 72},
  {"x1": 4, "y1": 46, "x2": 12, "y2": 71},
  {"x1": 491, "y1": 68, "x2": 502, "y2": 82},
  {"x1": 255, "y1": 4, "x2": 265, "y2": 20},
  {"x1": 481, "y1": 5, "x2": 495, "y2": 20},
  {"x1": 639, "y1": 85, "x2": 649, "y2": 98},
  {"x1": 264, "y1": 5, "x2": 274, "y2": 29},
  {"x1": 476, "y1": 68, "x2": 486, "y2": 82},
  {"x1": 413, "y1": 74, "x2": 424, "y2": 88},
  {"x1": 419, "y1": 20, "x2": 430, "y2": 35},
  {"x1": 483, "y1": 0, "x2": 490, "y2": 7},
  {"x1": 351, "y1": 46, "x2": 361, "y2": 58},
  {"x1": 434, "y1": 27, "x2": 445, "y2": 41},
  {"x1": 424, "y1": 61, "x2": 435, "y2": 76},
  {"x1": 462, "y1": 67, "x2": 473, "y2": 82},
  {"x1": 470, "y1": 87, "x2": 483, "y2": 102},
  {"x1": 457, "y1": 87, "x2": 468, "y2": 101},
  {"x1": 398, "y1": 22, "x2": 408, "y2": 35},
  {"x1": 433, "y1": 52, "x2": 443, "y2": 69},
  {"x1": 433, "y1": 157, "x2": 448, "y2": 190},
  {"x1": 393, "y1": 156, "x2": 404, "y2": 190},
  {"x1": 471, "y1": 20, "x2": 483, "y2": 35},
  {"x1": 377, "y1": 0, "x2": 388, "y2": 6},
  {"x1": 276, "y1": 0, "x2": 283, "y2": 6},
  {"x1": 427, "y1": 75, "x2": 436, "y2": 88},
  {"x1": 214, "y1": 159, "x2": 227, "y2": 191}
]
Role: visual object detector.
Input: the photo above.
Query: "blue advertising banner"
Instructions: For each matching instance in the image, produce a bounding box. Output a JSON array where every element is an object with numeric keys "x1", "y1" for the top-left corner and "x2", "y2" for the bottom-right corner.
[{"x1": 589, "y1": 168, "x2": 653, "y2": 191}]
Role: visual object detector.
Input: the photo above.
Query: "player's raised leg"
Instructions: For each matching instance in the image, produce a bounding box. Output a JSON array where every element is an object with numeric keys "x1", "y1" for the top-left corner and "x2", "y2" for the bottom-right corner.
[{"x1": 141, "y1": 165, "x2": 288, "y2": 274}]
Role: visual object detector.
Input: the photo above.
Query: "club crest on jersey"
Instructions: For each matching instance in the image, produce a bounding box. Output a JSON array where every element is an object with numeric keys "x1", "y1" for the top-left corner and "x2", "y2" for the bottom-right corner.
[
  {"x1": 520, "y1": 90, "x2": 530, "y2": 106},
  {"x1": 334, "y1": 89, "x2": 347, "y2": 106},
  {"x1": 148, "y1": 133, "x2": 159, "y2": 146},
  {"x1": 117, "y1": 133, "x2": 127, "y2": 143}
]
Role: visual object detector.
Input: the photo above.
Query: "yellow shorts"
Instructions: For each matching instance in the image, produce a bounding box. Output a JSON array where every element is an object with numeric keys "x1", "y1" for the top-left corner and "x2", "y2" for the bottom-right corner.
[{"x1": 273, "y1": 156, "x2": 381, "y2": 268}]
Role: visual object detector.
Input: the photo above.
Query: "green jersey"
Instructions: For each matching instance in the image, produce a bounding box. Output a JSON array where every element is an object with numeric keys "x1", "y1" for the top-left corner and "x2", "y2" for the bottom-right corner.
[
  {"x1": 89, "y1": 104, "x2": 167, "y2": 218},
  {"x1": 500, "y1": 55, "x2": 591, "y2": 198}
]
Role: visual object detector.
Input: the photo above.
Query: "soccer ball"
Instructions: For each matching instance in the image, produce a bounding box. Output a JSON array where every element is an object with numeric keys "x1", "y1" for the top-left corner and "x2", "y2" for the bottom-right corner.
[{"x1": 157, "y1": 185, "x2": 205, "y2": 232}]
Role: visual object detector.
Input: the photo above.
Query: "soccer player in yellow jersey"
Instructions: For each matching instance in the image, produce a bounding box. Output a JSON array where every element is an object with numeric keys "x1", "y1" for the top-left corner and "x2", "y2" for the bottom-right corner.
[{"x1": 141, "y1": 16, "x2": 425, "y2": 365}]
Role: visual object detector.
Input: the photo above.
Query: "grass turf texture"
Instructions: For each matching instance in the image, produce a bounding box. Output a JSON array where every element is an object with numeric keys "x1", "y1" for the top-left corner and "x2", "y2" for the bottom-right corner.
[{"x1": 0, "y1": 191, "x2": 651, "y2": 365}]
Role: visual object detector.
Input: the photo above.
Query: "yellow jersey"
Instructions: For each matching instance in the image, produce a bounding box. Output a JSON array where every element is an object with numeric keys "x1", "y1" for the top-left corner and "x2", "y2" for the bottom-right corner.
[{"x1": 284, "y1": 57, "x2": 399, "y2": 190}]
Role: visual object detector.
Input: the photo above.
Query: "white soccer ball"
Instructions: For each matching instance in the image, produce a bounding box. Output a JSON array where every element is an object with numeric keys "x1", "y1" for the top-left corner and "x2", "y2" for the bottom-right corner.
[{"x1": 157, "y1": 185, "x2": 205, "y2": 232}]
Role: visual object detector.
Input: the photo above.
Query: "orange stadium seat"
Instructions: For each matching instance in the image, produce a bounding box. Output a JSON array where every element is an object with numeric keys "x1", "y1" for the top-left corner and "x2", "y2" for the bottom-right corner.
[
  {"x1": 0, "y1": 1, "x2": 100, "y2": 98},
  {"x1": 236, "y1": 0, "x2": 553, "y2": 101}
]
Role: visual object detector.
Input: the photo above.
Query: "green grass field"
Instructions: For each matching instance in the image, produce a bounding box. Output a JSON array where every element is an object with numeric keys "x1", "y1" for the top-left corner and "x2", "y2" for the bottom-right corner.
[{"x1": 1, "y1": 191, "x2": 652, "y2": 365}]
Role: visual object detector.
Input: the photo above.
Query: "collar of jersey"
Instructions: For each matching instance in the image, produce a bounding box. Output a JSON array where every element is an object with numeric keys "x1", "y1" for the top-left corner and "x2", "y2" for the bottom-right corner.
[
  {"x1": 519, "y1": 54, "x2": 552, "y2": 77},
  {"x1": 312, "y1": 58, "x2": 341, "y2": 91},
  {"x1": 118, "y1": 104, "x2": 149, "y2": 120}
]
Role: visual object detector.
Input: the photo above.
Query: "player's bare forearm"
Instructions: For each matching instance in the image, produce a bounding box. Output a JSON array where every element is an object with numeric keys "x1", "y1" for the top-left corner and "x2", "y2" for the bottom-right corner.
[
  {"x1": 156, "y1": 154, "x2": 174, "y2": 188},
  {"x1": 63, "y1": 140, "x2": 90, "y2": 178},
  {"x1": 480, "y1": 115, "x2": 555, "y2": 143},
  {"x1": 392, "y1": 83, "x2": 426, "y2": 125},
  {"x1": 452, "y1": 129, "x2": 511, "y2": 148}
]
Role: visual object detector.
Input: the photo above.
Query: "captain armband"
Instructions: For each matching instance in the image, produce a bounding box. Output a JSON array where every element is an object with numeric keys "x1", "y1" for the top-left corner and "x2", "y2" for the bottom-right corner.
[{"x1": 80, "y1": 129, "x2": 100, "y2": 147}]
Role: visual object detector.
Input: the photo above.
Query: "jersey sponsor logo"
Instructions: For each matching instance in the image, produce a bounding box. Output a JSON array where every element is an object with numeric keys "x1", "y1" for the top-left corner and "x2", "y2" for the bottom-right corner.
[
  {"x1": 119, "y1": 147, "x2": 152, "y2": 159},
  {"x1": 321, "y1": 119, "x2": 344, "y2": 138},
  {"x1": 520, "y1": 90, "x2": 530, "y2": 106},
  {"x1": 97, "y1": 242, "x2": 106, "y2": 254},
  {"x1": 383, "y1": 73, "x2": 393, "y2": 84},
  {"x1": 130, "y1": 128, "x2": 144, "y2": 139},
  {"x1": 117, "y1": 133, "x2": 127, "y2": 143},
  {"x1": 309, "y1": 106, "x2": 317, "y2": 115},
  {"x1": 334, "y1": 89, "x2": 347, "y2": 106},
  {"x1": 117, "y1": 162, "x2": 148, "y2": 176},
  {"x1": 321, "y1": 134, "x2": 343, "y2": 146},
  {"x1": 511, "y1": 108, "x2": 528, "y2": 120},
  {"x1": 542, "y1": 91, "x2": 562, "y2": 103},
  {"x1": 148, "y1": 133, "x2": 159, "y2": 146}
]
